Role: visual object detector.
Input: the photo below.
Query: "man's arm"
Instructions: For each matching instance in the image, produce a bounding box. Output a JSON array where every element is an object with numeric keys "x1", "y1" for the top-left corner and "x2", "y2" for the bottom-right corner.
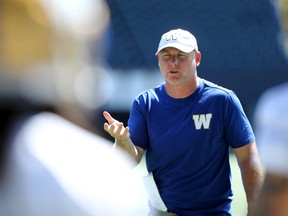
[
  {"x1": 254, "y1": 172, "x2": 288, "y2": 216},
  {"x1": 233, "y1": 141, "x2": 264, "y2": 216},
  {"x1": 103, "y1": 111, "x2": 144, "y2": 164}
]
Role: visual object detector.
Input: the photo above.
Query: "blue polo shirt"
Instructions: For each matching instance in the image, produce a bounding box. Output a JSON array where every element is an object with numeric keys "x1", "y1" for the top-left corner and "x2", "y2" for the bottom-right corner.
[{"x1": 128, "y1": 78, "x2": 255, "y2": 215}]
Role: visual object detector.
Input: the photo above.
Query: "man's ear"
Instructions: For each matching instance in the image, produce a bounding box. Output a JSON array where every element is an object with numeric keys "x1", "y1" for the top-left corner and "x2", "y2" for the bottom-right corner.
[{"x1": 196, "y1": 51, "x2": 201, "y2": 66}]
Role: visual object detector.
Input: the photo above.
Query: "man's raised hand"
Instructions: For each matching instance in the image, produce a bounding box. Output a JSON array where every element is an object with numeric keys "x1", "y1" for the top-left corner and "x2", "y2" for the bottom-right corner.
[{"x1": 103, "y1": 111, "x2": 130, "y2": 142}]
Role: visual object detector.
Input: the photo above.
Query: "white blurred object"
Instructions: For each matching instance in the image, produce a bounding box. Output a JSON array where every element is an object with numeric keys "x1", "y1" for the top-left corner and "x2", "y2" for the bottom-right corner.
[
  {"x1": 143, "y1": 173, "x2": 167, "y2": 211},
  {"x1": 1, "y1": 112, "x2": 149, "y2": 216}
]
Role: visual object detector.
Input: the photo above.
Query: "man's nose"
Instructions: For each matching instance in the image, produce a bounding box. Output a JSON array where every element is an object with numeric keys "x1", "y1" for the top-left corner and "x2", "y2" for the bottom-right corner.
[{"x1": 169, "y1": 56, "x2": 179, "y2": 66}]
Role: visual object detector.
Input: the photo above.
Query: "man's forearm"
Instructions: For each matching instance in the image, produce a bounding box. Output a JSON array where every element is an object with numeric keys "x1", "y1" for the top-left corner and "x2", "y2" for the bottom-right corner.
[
  {"x1": 113, "y1": 138, "x2": 142, "y2": 164},
  {"x1": 241, "y1": 162, "x2": 263, "y2": 215}
]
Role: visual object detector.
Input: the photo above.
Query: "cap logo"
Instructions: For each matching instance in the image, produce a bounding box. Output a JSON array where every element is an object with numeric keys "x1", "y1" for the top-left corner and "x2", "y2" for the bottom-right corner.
[
  {"x1": 155, "y1": 29, "x2": 198, "y2": 55},
  {"x1": 164, "y1": 32, "x2": 179, "y2": 41}
]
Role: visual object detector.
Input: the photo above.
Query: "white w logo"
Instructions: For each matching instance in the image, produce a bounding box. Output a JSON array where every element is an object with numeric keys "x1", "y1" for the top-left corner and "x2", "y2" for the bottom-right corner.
[
  {"x1": 165, "y1": 32, "x2": 179, "y2": 41},
  {"x1": 192, "y1": 113, "x2": 212, "y2": 130}
]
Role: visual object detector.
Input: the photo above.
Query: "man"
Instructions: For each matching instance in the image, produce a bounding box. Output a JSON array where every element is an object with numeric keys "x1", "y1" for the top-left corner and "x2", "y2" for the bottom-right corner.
[{"x1": 104, "y1": 29, "x2": 263, "y2": 215}]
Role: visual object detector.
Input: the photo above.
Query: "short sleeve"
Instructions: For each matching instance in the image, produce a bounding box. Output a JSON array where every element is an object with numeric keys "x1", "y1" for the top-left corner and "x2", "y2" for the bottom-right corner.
[
  {"x1": 224, "y1": 91, "x2": 255, "y2": 148},
  {"x1": 128, "y1": 96, "x2": 150, "y2": 150}
]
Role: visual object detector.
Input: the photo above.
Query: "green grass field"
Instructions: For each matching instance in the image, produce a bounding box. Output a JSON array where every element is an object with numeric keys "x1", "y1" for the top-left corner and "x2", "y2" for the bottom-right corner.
[
  {"x1": 135, "y1": 153, "x2": 247, "y2": 215},
  {"x1": 230, "y1": 153, "x2": 247, "y2": 216}
]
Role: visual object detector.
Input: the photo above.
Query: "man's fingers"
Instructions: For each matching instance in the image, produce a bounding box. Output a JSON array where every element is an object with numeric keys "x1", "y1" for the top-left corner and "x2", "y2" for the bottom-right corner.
[
  {"x1": 103, "y1": 111, "x2": 130, "y2": 140},
  {"x1": 104, "y1": 121, "x2": 130, "y2": 140},
  {"x1": 103, "y1": 122, "x2": 109, "y2": 131},
  {"x1": 122, "y1": 127, "x2": 130, "y2": 138},
  {"x1": 114, "y1": 122, "x2": 123, "y2": 136},
  {"x1": 103, "y1": 111, "x2": 117, "y2": 124},
  {"x1": 116, "y1": 125, "x2": 130, "y2": 140}
]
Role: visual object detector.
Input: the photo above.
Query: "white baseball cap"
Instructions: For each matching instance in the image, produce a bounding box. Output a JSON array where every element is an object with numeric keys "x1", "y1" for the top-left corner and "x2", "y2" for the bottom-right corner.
[{"x1": 155, "y1": 29, "x2": 198, "y2": 55}]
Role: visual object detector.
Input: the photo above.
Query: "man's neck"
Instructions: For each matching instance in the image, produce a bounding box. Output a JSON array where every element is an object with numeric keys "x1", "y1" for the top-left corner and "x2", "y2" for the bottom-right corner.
[{"x1": 165, "y1": 77, "x2": 200, "y2": 99}]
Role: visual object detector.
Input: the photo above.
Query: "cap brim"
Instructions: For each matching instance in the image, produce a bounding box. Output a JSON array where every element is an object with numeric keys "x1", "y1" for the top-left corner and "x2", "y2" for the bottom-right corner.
[{"x1": 155, "y1": 43, "x2": 195, "y2": 55}]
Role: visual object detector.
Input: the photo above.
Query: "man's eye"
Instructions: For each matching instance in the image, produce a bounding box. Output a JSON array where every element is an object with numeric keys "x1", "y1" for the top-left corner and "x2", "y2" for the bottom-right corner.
[
  {"x1": 178, "y1": 54, "x2": 187, "y2": 59},
  {"x1": 162, "y1": 55, "x2": 171, "y2": 60}
]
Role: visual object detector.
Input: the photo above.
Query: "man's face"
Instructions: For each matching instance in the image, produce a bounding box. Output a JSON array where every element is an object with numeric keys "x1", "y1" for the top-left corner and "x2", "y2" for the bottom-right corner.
[{"x1": 157, "y1": 47, "x2": 201, "y2": 86}]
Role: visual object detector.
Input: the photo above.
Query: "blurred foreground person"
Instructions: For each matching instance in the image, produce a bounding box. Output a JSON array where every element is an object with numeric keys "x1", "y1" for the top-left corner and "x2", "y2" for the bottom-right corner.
[
  {"x1": 254, "y1": 83, "x2": 288, "y2": 216},
  {"x1": 253, "y1": 0, "x2": 288, "y2": 215},
  {"x1": 0, "y1": 0, "x2": 148, "y2": 215}
]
